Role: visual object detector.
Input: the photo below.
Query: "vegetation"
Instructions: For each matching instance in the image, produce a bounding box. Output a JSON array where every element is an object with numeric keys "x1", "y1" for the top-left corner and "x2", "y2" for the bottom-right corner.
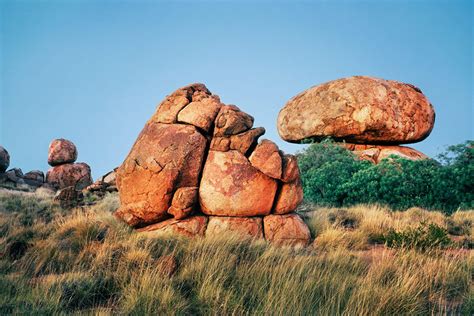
[
  {"x1": 298, "y1": 140, "x2": 474, "y2": 213},
  {"x1": 0, "y1": 190, "x2": 472, "y2": 314}
]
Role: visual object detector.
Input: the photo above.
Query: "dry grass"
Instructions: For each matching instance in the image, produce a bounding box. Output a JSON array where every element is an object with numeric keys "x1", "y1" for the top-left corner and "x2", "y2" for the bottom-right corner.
[{"x1": 0, "y1": 189, "x2": 472, "y2": 314}]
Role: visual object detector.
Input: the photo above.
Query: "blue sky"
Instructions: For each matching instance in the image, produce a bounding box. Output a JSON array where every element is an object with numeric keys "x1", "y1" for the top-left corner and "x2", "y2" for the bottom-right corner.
[{"x1": 1, "y1": 0, "x2": 472, "y2": 179}]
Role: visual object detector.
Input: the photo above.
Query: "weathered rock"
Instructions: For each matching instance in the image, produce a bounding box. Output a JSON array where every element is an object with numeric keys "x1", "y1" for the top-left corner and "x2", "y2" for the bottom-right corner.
[
  {"x1": 54, "y1": 186, "x2": 83, "y2": 208},
  {"x1": 273, "y1": 179, "x2": 304, "y2": 214},
  {"x1": 167, "y1": 187, "x2": 198, "y2": 220},
  {"x1": 153, "y1": 83, "x2": 210, "y2": 124},
  {"x1": 177, "y1": 95, "x2": 222, "y2": 132},
  {"x1": 278, "y1": 76, "x2": 435, "y2": 144},
  {"x1": 214, "y1": 105, "x2": 254, "y2": 136},
  {"x1": 249, "y1": 140, "x2": 282, "y2": 179},
  {"x1": 23, "y1": 170, "x2": 44, "y2": 187},
  {"x1": 263, "y1": 214, "x2": 311, "y2": 247},
  {"x1": 281, "y1": 154, "x2": 300, "y2": 183},
  {"x1": 137, "y1": 215, "x2": 208, "y2": 237},
  {"x1": 4, "y1": 168, "x2": 24, "y2": 184},
  {"x1": 116, "y1": 122, "x2": 207, "y2": 227},
  {"x1": 206, "y1": 217, "x2": 263, "y2": 239},
  {"x1": 210, "y1": 127, "x2": 265, "y2": 156},
  {"x1": 48, "y1": 139, "x2": 78, "y2": 166},
  {"x1": 343, "y1": 144, "x2": 428, "y2": 163},
  {"x1": 199, "y1": 150, "x2": 278, "y2": 217},
  {"x1": 0, "y1": 146, "x2": 10, "y2": 173},
  {"x1": 46, "y1": 163, "x2": 92, "y2": 190}
]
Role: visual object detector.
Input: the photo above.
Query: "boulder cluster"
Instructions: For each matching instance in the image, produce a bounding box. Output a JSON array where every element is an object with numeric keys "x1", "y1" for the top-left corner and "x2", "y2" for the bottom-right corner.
[
  {"x1": 116, "y1": 83, "x2": 311, "y2": 246},
  {"x1": 277, "y1": 76, "x2": 435, "y2": 163},
  {"x1": 0, "y1": 146, "x2": 45, "y2": 188}
]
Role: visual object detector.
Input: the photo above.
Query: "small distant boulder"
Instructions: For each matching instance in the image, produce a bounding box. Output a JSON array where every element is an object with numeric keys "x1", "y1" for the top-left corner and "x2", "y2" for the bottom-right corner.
[
  {"x1": 23, "y1": 170, "x2": 45, "y2": 187},
  {"x1": 48, "y1": 139, "x2": 78, "y2": 166},
  {"x1": 0, "y1": 146, "x2": 10, "y2": 173}
]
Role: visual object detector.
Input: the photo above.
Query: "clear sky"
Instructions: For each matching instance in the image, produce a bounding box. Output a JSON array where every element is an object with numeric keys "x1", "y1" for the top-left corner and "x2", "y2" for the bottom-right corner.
[{"x1": 1, "y1": 0, "x2": 472, "y2": 179}]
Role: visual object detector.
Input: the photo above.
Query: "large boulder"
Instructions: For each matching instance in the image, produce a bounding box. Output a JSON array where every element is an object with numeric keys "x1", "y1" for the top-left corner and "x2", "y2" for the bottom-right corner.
[
  {"x1": 273, "y1": 179, "x2": 304, "y2": 214},
  {"x1": 343, "y1": 144, "x2": 428, "y2": 164},
  {"x1": 199, "y1": 150, "x2": 278, "y2": 217},
  {"x1": 249, "y1": 140, "x2": 282, "y2": 179},
  {"x1": 46, "y1": 163, "x2": 92, "y2": 190},
  {"x1": 263, "y1": 214, "x2": 311, "y2": 247},
  {"x1": 116, "y1": 123, "x2": 207, "y2": 227},
  {"x1": 0, "y1": 146, "x2": 10, "y2": 173},
  {"x1": 206, "y1": 217, "x2": 263, "y2": 239},
  {"x1": 48, "y1": 139, "x2": 78, "y2": 166},
  {"x1": 277, "y1": 76, "x2": 435, "y2": 144}
]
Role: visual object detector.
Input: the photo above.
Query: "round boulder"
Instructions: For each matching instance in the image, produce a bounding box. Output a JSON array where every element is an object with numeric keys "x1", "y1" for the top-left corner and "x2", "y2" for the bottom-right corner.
[
  {"x1": 277, "y1": 76, "x2": 435, "y2": 144},
  {"x1": 48, "y1": 139, "x2": 78, "y2": 166},
  {"x1": 0, "y1": 146, "x2": 10, "y2": 173},
  {"x1": 46, "y1": 162, "x2": 92, "y2": 190}
]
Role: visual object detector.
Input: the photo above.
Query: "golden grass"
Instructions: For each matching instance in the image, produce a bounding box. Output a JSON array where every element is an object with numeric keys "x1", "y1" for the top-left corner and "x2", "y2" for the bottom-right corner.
[{"x1": 0, "y1": 190, "x2": 472, "y2": 314}]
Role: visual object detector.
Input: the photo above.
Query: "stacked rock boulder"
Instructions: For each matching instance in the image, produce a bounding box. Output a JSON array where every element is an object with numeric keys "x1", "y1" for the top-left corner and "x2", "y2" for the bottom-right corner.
[
  {"x1": 116, "y1": 83, "x2": 311, "y2": 247},
  {"x1": 46, "y1": 139, "x2": 93, "y2": 190},
  {"x1": 277, "y1": 76, "x2": 435, "y2": 163}
]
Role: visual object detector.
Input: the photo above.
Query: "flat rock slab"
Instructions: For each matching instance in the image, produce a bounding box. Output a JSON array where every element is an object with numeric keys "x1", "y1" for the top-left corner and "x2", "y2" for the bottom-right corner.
[
  {"x1": 137, "y1": 215, "x2": 208, "y2": 237},
  {"x1": 206, "y1": 216, "x2": 263, "y2": 239},
  {"x1": 278, "y1": 76, "x2": 435, "y2": 144}
]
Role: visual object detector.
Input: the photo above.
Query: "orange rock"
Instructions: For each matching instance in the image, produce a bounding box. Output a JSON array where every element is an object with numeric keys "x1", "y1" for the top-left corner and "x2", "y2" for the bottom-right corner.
[
  {"x1": 46, "y1": 163, "x2": 92, "y2": 190},
  {"x1": 116, "y1": 123, "x2": 207, "y2": 227},
  {"x1": 343, "y1": 144, "x2": 428, "y2": 163},
  {"x1": 177, "y1": 95, "x2": 222, "y2": 132},
  {"x1": 273, "y1": 179, "x2": 303, "y2": 214},
  {"x1": 281, "y1": 154, "x2": 300, "y2": 183},
  {"x1": 167, "y1": 187, "x2": 198, "y2": 220},
  {"x1": 199, "y1": 150, "x2": 277, "y2": 217},
  {"x1": 153, "y1": 83, "x2": 210, "y2": 124},
  {"x1": 206, "y1": 216, "x2": 263, "y2": 239},
  {"x1": 48, "y1": 139, "x2": 77, "y2": 166},
  {"x1": 249, "y1": 139, "x2": 282, "y2": 179},
  {"x1": 214, "y1": 105, "x2": 254, "y2": 136},
  {"x1": 278, "y1": 76, "x2": 435, "y2": 144},
  {"x1": 263, "y1": 214, "x2": 311, "y2": 247},
  {"x1": 210, "y1": 127, "x2": 265, "y2": 156},
  {"x1": 137, "y1": 215, "x2": 208, "y2": 237}
]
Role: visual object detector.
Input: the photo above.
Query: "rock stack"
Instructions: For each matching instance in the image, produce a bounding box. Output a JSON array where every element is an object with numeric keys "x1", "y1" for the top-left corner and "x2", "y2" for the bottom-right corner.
[
  {"x1": 116, "y1": 83, "x2": 311, "y2": 247},
  {"x1": 46, "y1": 139, "x2": 93, "y2": 190},
  {"x1": 277, "y1": 76, "x2": 435, "y2": 163}
]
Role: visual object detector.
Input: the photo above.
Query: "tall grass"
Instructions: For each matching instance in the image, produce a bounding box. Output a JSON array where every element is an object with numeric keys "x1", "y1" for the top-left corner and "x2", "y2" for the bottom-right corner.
[{"x1": 0, "y1": 189, "x2": 472, "y2": 314}]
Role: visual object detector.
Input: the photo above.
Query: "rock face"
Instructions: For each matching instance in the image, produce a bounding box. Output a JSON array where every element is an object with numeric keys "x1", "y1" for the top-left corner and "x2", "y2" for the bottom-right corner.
[
  {"x1": 278, "y1": 76, "x2": 435, "y2": 144},
  {"x1": 46, "y1": 163, "x2": 92, "y2": 190},
  {"x1": 0, "y1": 146, "x2": 10, "y2": 173},
  {"x1": 263, "y1": 214, "x2": 311, "y2": 247},
  {"x1": 48, "y1": 139, "x2": 78, "y2": 166},
  {"x1": 116, "y1": 83, "x2": 310, "y2": 246},
  {"x1": 343, "y1": 144, "x2": 428, "y2": 164}
]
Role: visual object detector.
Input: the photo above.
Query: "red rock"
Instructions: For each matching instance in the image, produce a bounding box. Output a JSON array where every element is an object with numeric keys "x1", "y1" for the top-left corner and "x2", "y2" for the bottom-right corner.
[
  {"x1": 263, "y1": 214, "x2": 311, "y2": 247},
  {"x1": 153, "y1": 83, "x2": 210, "y2": 124},
  {"x1": 214, "y1": 105, "x2": 254, "y2": 136},
  {"x1": 206, "y1": 217, "x2": 263, "y2": 239},
  {"x1": 281, "y1": 154, "x2": 300, "y2": 183},
  {"x1": 199, "y1": 150, "x2": 277, "y2": 217},
  {"x1": 116, "y1": 123, "x2": 207, "y2": 227},
  {"x1": 137, "y1": 215, "x2": 208, "y2": 237},
  {"x1": 177, "y1": 95, "x2": 222, "y2": 132},
  {"x1": 167, "y1": 187, "x2": 198, "y2": 220},
  {"x1": 210, "y1": 127, "x2": 265, "y2": 156},
  {"x1": 48, "y1": 139, "x2": 78, "y2": 166},
  {"x1": 46, "y1": 163, "x2": 92, "y2": 190},
  {"x1": 249, "y1": 139, "x2": 282, "y2": 179},
  {"x1": 273, "y1": 179, "x2": 304, "y2": 214},
  {"x1": 0, "y1": 146, "x2": 10, "y2": 173},
  {"x1": 278, "y1": 76, "x2": 435, "y2": 144}
]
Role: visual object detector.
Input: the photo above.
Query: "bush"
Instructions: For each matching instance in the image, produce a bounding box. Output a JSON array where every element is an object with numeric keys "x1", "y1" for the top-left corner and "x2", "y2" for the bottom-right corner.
[
  {"x1": 383, "y1": 222, "x2": 452, "y2": 250},
  {"x1": 298, "y1": 140, "x2": 474, "y2": 212}
]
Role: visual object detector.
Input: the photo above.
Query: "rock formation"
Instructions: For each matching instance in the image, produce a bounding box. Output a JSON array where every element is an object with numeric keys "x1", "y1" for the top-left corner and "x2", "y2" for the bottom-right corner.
[
  {"x1": 0, "y1": 146, "x2": 46, "y2": 189},
  {"x1": 0, "y1": 146, "x2": 10, "y2": 173},
  {"x1": 46, "y1": 139, "x2": 92, "y2": 190},
  {"x1": 116, "y1": 83, "x2": 310, "y2": 246},
  {"x1": 278, "y1": 76, "x2": 435, "y2": 163}
]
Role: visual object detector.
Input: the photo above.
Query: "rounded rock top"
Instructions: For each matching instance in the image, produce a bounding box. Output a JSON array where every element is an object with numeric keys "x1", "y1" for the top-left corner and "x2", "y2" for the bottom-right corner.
[
  {"x1": 0, "y1": 146, "x2": 10, "y2": 173},
  {"x1": 48, "y1": 139, "x2": 78, "y2": 166},
  {"x1": 277, "y1": 76, "x2": 435, "y2": 144}
]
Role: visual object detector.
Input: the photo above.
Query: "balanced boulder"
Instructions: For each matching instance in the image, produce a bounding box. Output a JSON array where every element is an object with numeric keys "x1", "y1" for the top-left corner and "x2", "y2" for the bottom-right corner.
[
  {"x1": 277, "y1": 76, "x2": 435, "y2": 144},
  {"x1": 48, "y1": 139, "x2": 78, "y2": 166}
]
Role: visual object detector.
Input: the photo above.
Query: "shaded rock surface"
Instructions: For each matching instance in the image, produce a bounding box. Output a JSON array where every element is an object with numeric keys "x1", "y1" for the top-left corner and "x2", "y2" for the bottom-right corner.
[
  {"x1": 206, "y1": 217, "x2": 263, "y2": 239},
  {"x1": 278, "y1": 76, "x2": 435, "y2": 144},
  {"x1": 0, "y1": 146, "x2": 10, "y2": 173},
  {"x1": 343, "y1": 144, "x2": 428, "y2": 164},
  {"x1": 137, "y1": 215, "x2": 208, "y2": 237}
]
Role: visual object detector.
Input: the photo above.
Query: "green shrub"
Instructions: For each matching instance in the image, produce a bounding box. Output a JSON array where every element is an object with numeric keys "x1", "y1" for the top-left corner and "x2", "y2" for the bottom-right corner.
[{"x1": 383, "y1": 222, "x2": 452, "y2": 250}]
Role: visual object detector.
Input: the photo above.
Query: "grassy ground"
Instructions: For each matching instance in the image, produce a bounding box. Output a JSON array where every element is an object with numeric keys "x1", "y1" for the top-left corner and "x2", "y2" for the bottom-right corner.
[{"x1": 0, "y1": 189, "x2": 472, "y2": 315}]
